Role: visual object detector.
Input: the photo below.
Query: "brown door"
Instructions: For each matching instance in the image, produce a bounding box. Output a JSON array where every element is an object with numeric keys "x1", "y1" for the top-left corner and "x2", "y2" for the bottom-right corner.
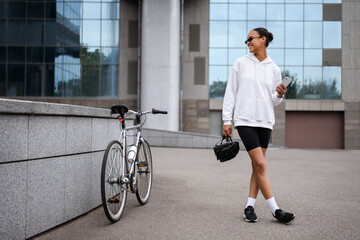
[{"x1": 286, "y1": 111, "x2": 344, "y2": 149}]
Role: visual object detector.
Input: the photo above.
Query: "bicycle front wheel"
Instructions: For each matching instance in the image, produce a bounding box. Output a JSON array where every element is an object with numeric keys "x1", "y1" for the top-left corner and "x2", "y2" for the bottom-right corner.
[
  {"x1": 101, "y1": 140, "x2": 127, "y2": 223},
  {"x1": 135, "y1": 139, "x2": 153, "y2": 205}
]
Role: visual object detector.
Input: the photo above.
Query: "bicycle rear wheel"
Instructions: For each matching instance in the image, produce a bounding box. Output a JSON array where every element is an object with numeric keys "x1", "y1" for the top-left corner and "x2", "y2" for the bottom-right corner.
[
  {"x1": 101, "y1": 140, "x2": 127, "y2": 223},
  {"x1": 135, "y1": 139, "x2": 153, "y2": 205}
]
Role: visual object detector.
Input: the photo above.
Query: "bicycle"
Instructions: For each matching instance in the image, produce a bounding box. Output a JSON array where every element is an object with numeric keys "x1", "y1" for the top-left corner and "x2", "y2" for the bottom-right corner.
[{"x1": 101, "y1": 104, "x2": 167, "y2": 223}]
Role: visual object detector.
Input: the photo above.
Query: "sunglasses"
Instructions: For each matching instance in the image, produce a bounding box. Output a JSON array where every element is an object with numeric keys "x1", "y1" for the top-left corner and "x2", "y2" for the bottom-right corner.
[{"x1": 245, "y1": 36, "x2": 261, "y2": 44}]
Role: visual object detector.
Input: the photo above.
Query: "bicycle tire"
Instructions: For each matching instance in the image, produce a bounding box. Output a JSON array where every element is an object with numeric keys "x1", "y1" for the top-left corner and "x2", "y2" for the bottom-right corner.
[
  {"x1": 101, "y1": 140, "x2": 127, "y2": 223},
  {"x1": 135, "y1": 139, "x2": 153, "y2": 205}
]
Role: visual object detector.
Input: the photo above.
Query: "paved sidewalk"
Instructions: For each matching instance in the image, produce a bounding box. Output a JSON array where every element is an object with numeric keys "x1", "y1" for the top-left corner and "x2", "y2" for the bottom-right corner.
[{"x1": 31, "y1": 148, "x2": 360, "y2": 240}]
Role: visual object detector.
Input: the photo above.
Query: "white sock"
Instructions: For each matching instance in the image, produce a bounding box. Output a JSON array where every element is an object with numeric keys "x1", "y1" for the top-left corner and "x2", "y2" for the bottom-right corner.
[
  {"x1": 246, "y1": 197, "x2": 256, "y2": 208},
  {"x1": 266, "y1": 197, "x2": 279, "y2": 215}
]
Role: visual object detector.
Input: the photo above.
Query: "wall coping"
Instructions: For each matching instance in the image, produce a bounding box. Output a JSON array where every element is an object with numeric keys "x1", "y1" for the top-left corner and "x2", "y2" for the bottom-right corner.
[{"x1": 0, "y1": 98, "x2": 111, "y2": 118}]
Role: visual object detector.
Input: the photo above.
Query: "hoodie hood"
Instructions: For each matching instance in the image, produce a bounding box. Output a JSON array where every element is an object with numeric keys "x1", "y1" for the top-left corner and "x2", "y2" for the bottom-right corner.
[{"x1": 245, "y1": 53, "x2": 273, "y2": 64}]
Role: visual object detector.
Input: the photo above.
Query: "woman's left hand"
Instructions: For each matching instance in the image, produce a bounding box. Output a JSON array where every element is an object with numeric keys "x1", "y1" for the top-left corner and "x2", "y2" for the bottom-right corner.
[{"x1": 276, "y1": 83, "x2": 287, "y2": 98}]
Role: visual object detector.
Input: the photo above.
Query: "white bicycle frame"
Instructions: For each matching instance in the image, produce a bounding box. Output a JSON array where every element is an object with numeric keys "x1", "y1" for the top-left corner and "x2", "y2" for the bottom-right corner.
[{"x1": 119, "y1": 110, "x2": 152, "y2": 183}]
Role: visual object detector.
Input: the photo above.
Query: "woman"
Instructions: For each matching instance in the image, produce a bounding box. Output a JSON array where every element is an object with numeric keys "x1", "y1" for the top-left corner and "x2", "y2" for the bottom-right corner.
[{"x1": 222, "y1": 27, "x2": 295, "y2": 224}]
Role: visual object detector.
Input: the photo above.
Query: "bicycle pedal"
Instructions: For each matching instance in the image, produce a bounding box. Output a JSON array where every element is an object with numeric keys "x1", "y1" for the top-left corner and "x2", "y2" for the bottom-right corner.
[
  {"x1": 138, "y1": 162, "x2": 148, "y2": 167},
  {"x1": 108, "y1": 198, "x2": 120, "y2": 204}
]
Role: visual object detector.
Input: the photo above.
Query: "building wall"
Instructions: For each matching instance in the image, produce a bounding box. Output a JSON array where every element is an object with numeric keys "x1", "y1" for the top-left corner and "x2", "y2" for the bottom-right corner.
[
  {"x1": 182, "y1": 0, "x2": 210, "y2": 133},
  {"x1": 342, "y1": 0, "x2": 360, "y2": 149}
]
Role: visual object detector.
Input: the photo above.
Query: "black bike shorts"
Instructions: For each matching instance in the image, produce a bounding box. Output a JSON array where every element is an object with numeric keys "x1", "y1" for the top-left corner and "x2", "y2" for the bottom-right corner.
[{"x1": 236, "y1": 126, "x2": 272, "y2": 152}]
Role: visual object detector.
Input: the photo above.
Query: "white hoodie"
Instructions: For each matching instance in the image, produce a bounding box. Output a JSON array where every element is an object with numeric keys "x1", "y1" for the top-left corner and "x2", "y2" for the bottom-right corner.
[{"x1": 222, "y1": 53, "x2": 283, "y2": 130}]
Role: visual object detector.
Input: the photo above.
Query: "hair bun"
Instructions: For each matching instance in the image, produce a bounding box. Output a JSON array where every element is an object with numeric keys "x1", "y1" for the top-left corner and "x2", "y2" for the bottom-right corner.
[{"x1": 267, "y1": 32, "x2": 273, "y2": 43}]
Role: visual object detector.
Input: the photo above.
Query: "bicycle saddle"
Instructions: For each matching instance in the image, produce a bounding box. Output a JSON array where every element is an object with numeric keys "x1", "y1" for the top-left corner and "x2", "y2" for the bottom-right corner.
[{"x1": 111, "y1": 105, "x2": 128, "y2": 115}]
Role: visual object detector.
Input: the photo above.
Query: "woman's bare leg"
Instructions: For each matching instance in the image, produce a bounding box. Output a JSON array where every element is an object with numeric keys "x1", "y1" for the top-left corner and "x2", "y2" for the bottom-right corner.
[
  {"x1": 248, "y1": 148, "x2": 267, "y2": 199},
  {"x1": 247, "y1": 147, "x2": 273, "y2": 199}
]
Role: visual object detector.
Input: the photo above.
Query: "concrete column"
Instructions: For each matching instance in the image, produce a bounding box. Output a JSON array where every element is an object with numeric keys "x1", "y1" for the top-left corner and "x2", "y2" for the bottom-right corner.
[{"x1": 141, "y1": 0, "x2": 180, "y2": 131}]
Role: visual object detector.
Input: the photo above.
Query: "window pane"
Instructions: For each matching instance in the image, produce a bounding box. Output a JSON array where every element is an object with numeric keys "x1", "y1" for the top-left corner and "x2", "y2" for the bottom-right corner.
[
  {"x1": 8, "y1": 47, "x2": 25, "y2": 62},
  {"x1": 43, "y1": 64, "x2": 56, "y2": 96},
  {"x1": 102, "y1": 2, "x2": 120, "y2": 19},
  {"x1": 248, "y1": 4, "x2": 265, "y2": 21},
  {"x1": 209, "y1": 66, "x2": 228, "y2": 99},
  {"x1": 229, "y1": 21, "x2": 246, "y2": 48},
  {"x1": 0, "y1": 64, "x2": 5, "y2": 95},
  {"x1": 304, "y1": 22, "x2": 322, "y2": 48},
  {"x1": 45, "y1": 47, "x2": 63, "y2": 64},
  {"x1": 82, "y1": 20, "x2": 101, "y2": 47},
  {"x1": 8, "y1": 20, "x2": 26, "y2": 46},
  {"x1": 267, "y1": 0, "x2": 285, "y2": 2},
  {"x1": 63, "y1": 64, "x2": 81, "y2": 96},
  {"x1": 284, "y1": 66, "x2": 303, "y2": 99},
  {"x1": 83, "y1": 2, "x2": 101, "y2": 19},
  {"x1": 27, "y1": 20, "x2": 43, "y2": 46},
  {"x1": 247, "y1": 21, "x2": 266, "y2": 33},
  {"x1": 285, "y1": 49, "x2": 303, "y2": 66},
  {"x1": 102, "y1": 20, "x2": 119, "y2": 47},
  {"x1": 268, "y1": 49, "x2": 284, "y2": 65},
  {"x1": 285, "y1": 22, "x2": 303, "y2": 48},
  {"x1": 304, "y1": 49, "x2": 322, "y2": 66},
  {"x1": 324, "y1": 0, "x2": 341, "y2": 3},
  {"x1": 54, "y1": 64, "x2": 63, "y2": 97},
  {"x1": 64, "y1": 20, "x2": 81, "y2": 47},
  {"x1": 63, "y1": 47, "x2": 81, "y2": 64},
  {"x1": 323, "y1": 66, "x2": 341, "y2": 99},
  {"x1": 267, "y1": 4, "x2": 284, "y2": 21},
  {"x1": 304, "y1": 4, "x2": 322, "y2": 20},
  {"x1": 229, "y1": 4, "x2": 246, "y2": 20},
  {"x1": 210, "y1": 4, "x2": 228, "y2": 20},
  {"x1": 46, "y1": 2, "x2": 63, "y2": 19},
  {"x1": 266, "y1": 21, "x2": 285, "y2": 48},
  {"x1": 228, "y1": 48, "x2": 246, "y2": 64},
  {"x1": 0, "y1": 47, "x2": 5, "y2": 62},
  {"x1": 0, "y1": 2, "x2": 7, "y2": 18},
  {"x1": 9, "y1": 2, "x2": 26, "y2": 18},
  {"x1": 27, "y1": 2, "x2": 44, "y2": 19},
  {"x1": 101, "y1": 48, "x2": 119, "y2": 65},
  {"x1": 27, "y1": 47, "x2": 44, "y2": 63},
  {"x1": 101, "y1": 65, "x2": 118, "y2": 97},
  {"x1": 45, "y1": 20, "x2": 62, "y2": 46},
  {"x1": 82, "y1": 64, "x2": 100, "y2": 96},
  {"x1": 64, "y1": 2, "x2": 81, "y2": 19},
  {"x1": 304, "y1": 67, "x2": 322, "y2": 99},
  {"x1": 210, "y1": 48, "x2": 227, "y2": 65},
  {"x1": 286, "y1": 4, "x2": 303, "y2": 21},
  {"x1": 210, "y1": 21, "x2": 228, "y2": 48},
  {"x1": 323, "y1": 22, "x2": 341, "y2": 48},
  {"x1": 26, "y1": 64, "x2": 43, "y2": 96},
  {"x1": 7, "y1": 64, "x2": 25, "y2": 96},
  {"x1": 81, "y1": 48, "x2": 100, "y2": 65},
  {"x1": 285, "y1": 0, "x2": 303, "y2": 2},
  {"x1": 305, "y1": 0, "x2": 322, "y2": 3},
  {"x1": 0, "y1": 20, "x2": 6, "y2": 44}
]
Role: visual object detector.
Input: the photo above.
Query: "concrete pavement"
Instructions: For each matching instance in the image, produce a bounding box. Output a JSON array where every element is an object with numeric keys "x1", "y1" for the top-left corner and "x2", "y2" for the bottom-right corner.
[{"x1": 31, "y1": 147, "x2": 360, "y2": 240}]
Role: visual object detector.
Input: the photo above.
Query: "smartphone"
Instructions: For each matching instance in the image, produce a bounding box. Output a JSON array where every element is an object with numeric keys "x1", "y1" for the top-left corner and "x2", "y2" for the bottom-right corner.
[{"x1": 282, "y1": 77, "x2": 293, "y2": 87}]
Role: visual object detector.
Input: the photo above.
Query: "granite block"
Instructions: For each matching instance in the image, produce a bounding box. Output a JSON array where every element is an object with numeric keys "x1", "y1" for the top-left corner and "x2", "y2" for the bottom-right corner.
[
  {"x1": 0, "y1": 115, "x2": 28, "y2": 163},
  {"x1": 90, "y1": 152, "x2": 103, "y2": 209},
  {"x1": 0, "y1": 162, "x2": 27, "y2": 240},
  {"x1": 147, "y1": 129, "x2": 163, "y2": 138},
  {"x1": 163, "y1": 135, "x2": 179, "y2": 147},
  {"x1": 148, "y1": 137, "x2": 164, "y2": 147},
  {"x1": 178, "y1": 136, "x2": 193, "y2": 148},
  {"x1": 91, "y1": 118, "x2": 109, "y2": 151},
  {"x1": 66, "y1": 117, "x2": 92, "y2": 154},
  {"x1": 192, "y1": 136, "x2": 207, "y2": 148},
  {"x1": 108, "y1": 119, "x2": 121, "y2": 143},
  {"x1": 64, "y1": 154, "x2": 92, "y2": 222},
  {"x1": 28, "y1": 116, "x2": 66, "y2": 159},
  {"x1": 26, "y1": 157, "x2": 66, "y2": 238}
]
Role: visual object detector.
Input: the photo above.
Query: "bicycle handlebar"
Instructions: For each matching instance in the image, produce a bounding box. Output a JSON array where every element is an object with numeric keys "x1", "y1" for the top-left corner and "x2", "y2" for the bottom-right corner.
[{"x1": 152, "y1": 109, "x2": 168, "y2": 115}]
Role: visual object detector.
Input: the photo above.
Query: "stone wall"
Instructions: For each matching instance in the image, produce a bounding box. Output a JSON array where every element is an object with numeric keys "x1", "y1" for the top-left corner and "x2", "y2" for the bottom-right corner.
[
  {"x1": 0, "y1": 98, "x2": 225, "y2": 239},
  {"x1": 344, "y1": 102, "x2": 360, "y2": 149}
]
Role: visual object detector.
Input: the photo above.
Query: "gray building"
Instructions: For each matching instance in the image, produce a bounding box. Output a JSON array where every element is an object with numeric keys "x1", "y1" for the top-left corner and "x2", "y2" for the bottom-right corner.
[{"x1": 0, "y1": 0, "x2": 359, "y2": 149}]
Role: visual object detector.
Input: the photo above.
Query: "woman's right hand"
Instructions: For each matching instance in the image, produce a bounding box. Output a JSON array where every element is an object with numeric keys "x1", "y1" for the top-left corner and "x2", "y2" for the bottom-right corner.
[{"x1": 223, "y1": 124, "x2": 232, "y2": 137}]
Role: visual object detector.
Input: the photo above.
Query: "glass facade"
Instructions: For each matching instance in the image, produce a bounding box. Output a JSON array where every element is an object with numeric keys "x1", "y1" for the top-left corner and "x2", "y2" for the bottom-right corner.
[
  {"x1": 209, "y1": 0, "x2": 342, "y2": 100},
  {"x1": 0, "y1": 0, "x2": 120, "y2": 97}
]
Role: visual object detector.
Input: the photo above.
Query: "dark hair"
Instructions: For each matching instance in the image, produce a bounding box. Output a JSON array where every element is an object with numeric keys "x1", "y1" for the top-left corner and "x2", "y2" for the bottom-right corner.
[{"x1": 253, "y1": 27, "x2": 273, "y2": 47}]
